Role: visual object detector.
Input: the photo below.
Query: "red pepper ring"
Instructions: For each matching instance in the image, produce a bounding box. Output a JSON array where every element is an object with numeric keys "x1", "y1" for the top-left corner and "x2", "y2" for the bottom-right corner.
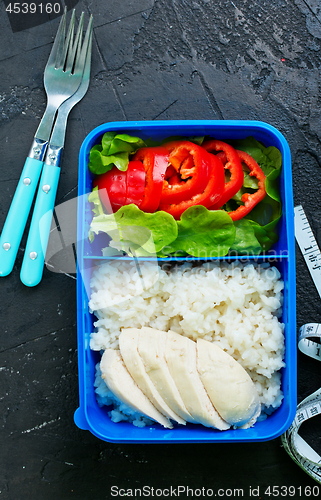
[
  {"x1": 228, "y1": 150, "x2": 266, "y2": 221},
  {"x1": 133, "y1": 146, "x2": 169, "y2": 212},
  {"x1": 164, "y1": 164, "x2": 181, "y2": 186},
  {"x1": 158, "y1": 152, "x2": 225, "y2": 220},
  {"x1": 160, "y1": 140, "x2": 210, "y2": 204},
  {"x1": 202, "y1": 139, "x2": 244, "y2": 210}
]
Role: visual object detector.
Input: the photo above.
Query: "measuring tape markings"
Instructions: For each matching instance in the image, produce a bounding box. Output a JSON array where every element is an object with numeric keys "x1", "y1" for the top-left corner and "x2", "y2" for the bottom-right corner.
[
  {"x1": 298, "y1": 323, "x2": 321, "y2": 362},
  {"x1": 281, "y1": 206, "x2": 321, "y2": 484},
  {"x1": 281, "y1": 388, "x2": 321, "y2": 483},
  {"x1": 294, "y1": 205, "x2": 321, "y2": 298}
]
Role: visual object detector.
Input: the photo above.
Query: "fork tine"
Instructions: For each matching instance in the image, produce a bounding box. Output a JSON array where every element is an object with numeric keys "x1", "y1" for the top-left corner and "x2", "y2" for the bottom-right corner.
[
  {"x1": 65, "y1": 12, "x2": 84, "y2": 73},
  {"x1": 58, "y1": 9, "x2": 76, "y2": 69},
  {"x1": 74, "y1": 15, "x2": 93, "y2": 75},
  {"x1": 45, "y1": 7, "x2": 67, "y2": 69}
]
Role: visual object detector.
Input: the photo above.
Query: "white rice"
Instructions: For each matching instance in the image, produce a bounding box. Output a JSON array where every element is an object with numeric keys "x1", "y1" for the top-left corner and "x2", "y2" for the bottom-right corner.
[{"x1": 89, "y1": 260, "x2": 285, "y2": 417}]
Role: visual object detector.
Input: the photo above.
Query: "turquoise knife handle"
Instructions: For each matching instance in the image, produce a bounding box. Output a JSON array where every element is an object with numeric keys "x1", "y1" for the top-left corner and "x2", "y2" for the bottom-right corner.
[
  {"x1": 20, "y1": 164, "x2": 61, "y2": 287},
  {"x1": 0, "y1": 157, "x2": 43, "y2": 277}
]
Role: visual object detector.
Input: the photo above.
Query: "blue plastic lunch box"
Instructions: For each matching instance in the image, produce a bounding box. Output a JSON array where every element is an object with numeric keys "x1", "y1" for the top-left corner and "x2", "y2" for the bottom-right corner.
[{"x1": 74, "y1": 120, "x2": 296, "y2": 443}]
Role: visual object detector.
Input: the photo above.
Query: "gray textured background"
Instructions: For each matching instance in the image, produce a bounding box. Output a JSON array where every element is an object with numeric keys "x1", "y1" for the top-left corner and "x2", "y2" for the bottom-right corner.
[{"x1": 0, "y1": 1, "x2": 320, "y2": 498}]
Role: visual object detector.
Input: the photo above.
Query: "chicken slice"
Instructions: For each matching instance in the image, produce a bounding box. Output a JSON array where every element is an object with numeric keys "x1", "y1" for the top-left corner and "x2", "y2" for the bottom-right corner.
[
  {"x1": 119, "y1": 329, "x2": 186, "y2": 425},
  {"x1": 196, "y1": 339, "x2": 261, "y2": 427},
  {"x1": 164, "y1": 331, "x2": 230, "y2": 430},
  {"x1": 100, "y1": 349, "x2": 172, "y2": 428},
  {"x1": 138, "y1": 327, "x2": 196, "y2": 423}
]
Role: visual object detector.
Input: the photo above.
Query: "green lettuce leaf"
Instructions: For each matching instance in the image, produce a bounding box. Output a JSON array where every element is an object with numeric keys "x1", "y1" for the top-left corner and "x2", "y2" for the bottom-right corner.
[
  {"x1": 245, "y1": 195, "x2": 281, "y2": 226},
  {"x1": 101, "y1": 132, "x2": 117, "y2": 153},
  {"x1": 88, "y1": 186, "x2": 104, "y2": 218},
  {"x1": 88, "y1": 132, "x2": 147, "y2": 175},
  {"x1": 232, "y1": 136, "x2": 282, "y2": 201},
  {"x1": 232, "y1": 136, "x2": 281, "y2": 173},
  {"x1": 163, "y1": 206, "x2": 236, "y2": 258},
  {"x1": 187, "y1": 136, "x2": 204, "y2": 145},
  {"x1": 88, "y1": 149, "x2": 130, "y2": 174},
  {"x1": 109, "y1": 240, "x2": 161, "y2": 258},
  {"x1": 88, "y1": 204, "x2": 178, "y2": 254},
  {"x1": 243, "y1": 172, "x2": 259, "y2": 190},
  {"x1": 249, "y1": 217, "x2": 281, "y2": 252},
  {"x1": 265, "y1": 167, "x2": 281, "y2": 203},
  {"x1": 229, "y1": 219, "x2": 262, "y2": 255}
]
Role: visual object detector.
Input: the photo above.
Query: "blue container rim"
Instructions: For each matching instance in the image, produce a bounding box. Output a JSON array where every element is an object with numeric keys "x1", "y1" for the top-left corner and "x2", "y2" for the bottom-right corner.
[{"x1": 78, "y1": 119, "x2": 292, "y2": 155}]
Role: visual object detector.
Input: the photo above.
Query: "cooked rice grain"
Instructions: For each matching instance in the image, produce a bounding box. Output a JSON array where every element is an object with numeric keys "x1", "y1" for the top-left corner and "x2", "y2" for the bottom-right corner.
[{"x1": 89, "y1": 260, "x2": 285, "y2": 411}]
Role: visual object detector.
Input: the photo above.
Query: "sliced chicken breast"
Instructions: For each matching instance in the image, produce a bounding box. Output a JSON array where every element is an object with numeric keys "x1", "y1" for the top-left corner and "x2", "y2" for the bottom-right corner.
[
  {"x1": 164, "y1": 331, "x2": 230, "y2": 430},
  {"x1": 119, "y1": 329, "x2": 186, "y2": 425},
  {"x1": 196, "y1": 339, "x2": 261, "y2": 427},
  {"x1": 100, "y1": 349, "x2": 172, "y2": 428},
  {"x1": 138, "y1": 327, "x2": 196, "y2": 423}
]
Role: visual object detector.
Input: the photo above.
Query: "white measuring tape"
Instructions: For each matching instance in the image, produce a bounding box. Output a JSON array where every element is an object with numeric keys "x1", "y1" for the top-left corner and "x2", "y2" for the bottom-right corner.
[
  {"x1": 281, "y1": 205, "x2": 321, "y2": 483},
  {"x1": 294, "y1": 205, "x2": 321, "y2": 298},
  {"x1": 298, "y1": 323, "x2": 321, "y2": 362},
  {"x1": 281, "y1": 389, "x2": 321, "y2": 483}
]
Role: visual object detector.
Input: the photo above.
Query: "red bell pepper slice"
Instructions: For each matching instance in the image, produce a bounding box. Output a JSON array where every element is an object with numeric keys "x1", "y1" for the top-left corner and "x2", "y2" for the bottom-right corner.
[
  {"x1": 133, "y1": 146, "x2": 169, "y2": 212},
  {"x1": 125, "y1": 160, "x2": 146, "y2": 206},
  {"x1": 93, "y1": 160, "x2": 146, "y2": 212},
  {"x1": 228, "y1": 150, "x2": 266, "y2": 221},
  {"x1": 160, "y1": 141, "x2": 210, "y2": 204},
  {"x1": 158, "y1": 153, "x2": 225, "y2": 220},
  {"x1": 202, "y1": 139, "x2": 244, "y2": 210},
  {"x1": 94, "y1": 168, "x2": 126, "y2": 212},
  {"x1": 164, "y1": 164, "x2": 180, "y2": 186}
]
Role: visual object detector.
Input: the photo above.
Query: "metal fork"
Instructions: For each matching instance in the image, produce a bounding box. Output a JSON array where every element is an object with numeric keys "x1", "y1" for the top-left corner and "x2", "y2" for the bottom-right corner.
[
  {"x1": 20, "y1": 15, "x2": 93, "y2": 287},
  {"x1": 0, "y1": 9, "x2": 92, "y2": 277}
]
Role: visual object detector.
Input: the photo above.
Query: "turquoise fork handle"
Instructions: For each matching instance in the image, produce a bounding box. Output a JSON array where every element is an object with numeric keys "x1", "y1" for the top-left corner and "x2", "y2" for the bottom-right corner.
[
  {"x1": 0, "y1": 157, "x2": 44, "y2": 277},
  {"x1": 20, "y1": 164, "x2": 61, "y2": 287}
]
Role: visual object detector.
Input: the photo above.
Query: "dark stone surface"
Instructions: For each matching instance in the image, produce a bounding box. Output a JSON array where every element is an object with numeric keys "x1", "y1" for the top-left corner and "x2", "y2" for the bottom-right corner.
[{"x1": 0, "y1": 0, "x2": 320, "y2": 498}]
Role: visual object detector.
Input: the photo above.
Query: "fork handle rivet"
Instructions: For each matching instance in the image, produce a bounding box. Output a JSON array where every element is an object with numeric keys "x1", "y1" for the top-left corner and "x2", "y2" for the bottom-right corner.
[
  {"x1": 43, "y1": 184, "x2": 51, "y2": 194},
  {"x1": 3, "y1": 243, "x2": 11, "y2": 251},
  {"x1": 29, "y1": 252, "x2": 37, "y2": 260},
  {"x1": 23, "y1": 177, "x2": 31, "y2": 186}
]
